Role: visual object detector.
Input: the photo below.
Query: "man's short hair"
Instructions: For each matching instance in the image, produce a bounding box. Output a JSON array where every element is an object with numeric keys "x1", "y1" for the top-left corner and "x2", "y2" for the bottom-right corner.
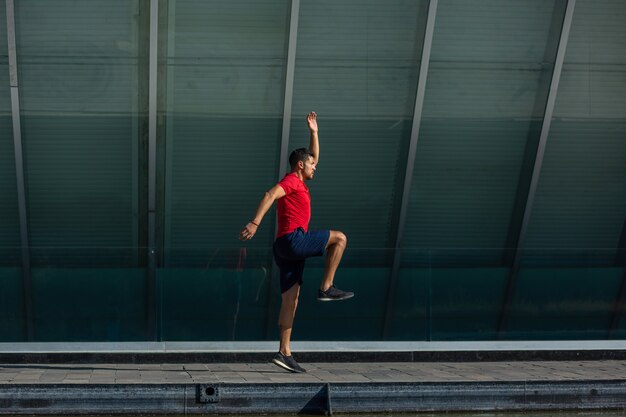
[{"x1": 289, "y1": 148, "x2": 312, "y2": 170}]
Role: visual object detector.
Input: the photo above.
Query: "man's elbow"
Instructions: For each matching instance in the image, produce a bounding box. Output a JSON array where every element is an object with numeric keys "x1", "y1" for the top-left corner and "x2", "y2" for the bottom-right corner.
[{"x1": 264, "y1": 191, "x2": 277, "y2": 202}]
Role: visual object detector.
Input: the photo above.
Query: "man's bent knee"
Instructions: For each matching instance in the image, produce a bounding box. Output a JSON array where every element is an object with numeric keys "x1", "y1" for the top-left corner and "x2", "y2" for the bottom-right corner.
[{"x1": 327, "y1": 230, "x2": 347, "y2": 249}]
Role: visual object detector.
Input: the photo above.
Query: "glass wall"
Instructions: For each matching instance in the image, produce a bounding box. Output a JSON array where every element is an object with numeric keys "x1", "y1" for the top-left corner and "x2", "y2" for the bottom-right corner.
[
  {"x1": 4, "y1": 0, "x2": 148, "y2": 341},
  {"x1": 0, "y1": 0, "x2": 624, "y2": 343},
  {"x1": 513, "y1": 0, "x2": 626, "y2": 339},
  {"x1": 287, "y1": 0, "x2": 427, "y2": 340},
  {"x1": 396, "y1": 0, "x2": 566, "y2": 340},
  {"x1": 159, "y1": 0, "x2": 290, "y2": 340}
]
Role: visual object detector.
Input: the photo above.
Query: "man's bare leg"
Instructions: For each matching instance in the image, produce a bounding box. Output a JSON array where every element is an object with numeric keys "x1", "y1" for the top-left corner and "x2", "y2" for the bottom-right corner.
[
  {"x1": 278, "y1": 283, "x2": 300, "y2": 356},
  {"x1": 320, "y1": 230, "x2": 347, "y2": 291}
]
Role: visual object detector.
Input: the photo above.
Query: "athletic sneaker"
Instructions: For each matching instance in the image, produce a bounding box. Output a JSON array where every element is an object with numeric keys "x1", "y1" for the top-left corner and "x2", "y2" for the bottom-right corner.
[
  {"x1": 272, "y1": 352, "x2": 306, "y2": 373},
  {"x1": 317, "y1": 284, "x2": 354, "y2": 301}
]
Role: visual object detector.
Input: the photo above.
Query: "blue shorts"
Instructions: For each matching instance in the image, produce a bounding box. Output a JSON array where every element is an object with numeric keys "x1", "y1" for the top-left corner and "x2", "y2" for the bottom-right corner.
[{"x1": 273, "y1": 228, "x2": 330, "y2": 293}]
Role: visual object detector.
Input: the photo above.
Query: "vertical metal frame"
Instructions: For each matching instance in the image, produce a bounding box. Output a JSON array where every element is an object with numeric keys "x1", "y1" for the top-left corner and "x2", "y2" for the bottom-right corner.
[
  {"x1": 278, "y1": 0, "x2": 300, "y2": 180},
  {"x1": 382, "y1": 0, "x2": 438, "y2": 339},
  {"x1": 131, "y1": 1, "x2": 140, "y2": 264},
  {"x1": 147, "y1": 0, "x2": 159, "y2": 339},
  {"x1": 497, "y1": 0, "x2": 576, "y2": 336},
  {"x1": 265, "y1": 0, "x2": 300, "y2": 339},
  {"x1": 6, "y1": 0, "x2": 33, "y2": 341},
  {"x1": 148, "y1": 0, "x2": 158, "y2": 251},
  {"x1": 163, "y1": 0, "x2": 176, "y2": 265}
]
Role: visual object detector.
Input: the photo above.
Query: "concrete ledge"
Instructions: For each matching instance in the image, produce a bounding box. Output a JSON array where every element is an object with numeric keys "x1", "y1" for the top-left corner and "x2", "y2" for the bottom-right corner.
[
  {"x1": 1, "y1": 341, "x2": 626, "y2": 363},
  {"x1": 2, "y1": 340, "x2": 626, "y2": 352},
  {"x1": 3, "y1": 350, "x2": 626, "y2": 364},
  {"x1": 1, "y1": 381, "x2": 626, "y2": 414}
]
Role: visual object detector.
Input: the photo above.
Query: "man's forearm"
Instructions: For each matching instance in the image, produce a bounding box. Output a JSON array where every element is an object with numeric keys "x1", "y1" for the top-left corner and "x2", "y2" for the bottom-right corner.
[
  {"x1": 307, "y1": 112, "x2": 319, "y2": 162},
  {"x1": 309, "y1": 129, "x2": 319, "y2": 162}
]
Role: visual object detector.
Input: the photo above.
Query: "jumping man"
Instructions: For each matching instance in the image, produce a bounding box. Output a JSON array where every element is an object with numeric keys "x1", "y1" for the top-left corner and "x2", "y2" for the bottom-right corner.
[{"x1": 239, "y1": 112, "x2": 353, "y2": 373}]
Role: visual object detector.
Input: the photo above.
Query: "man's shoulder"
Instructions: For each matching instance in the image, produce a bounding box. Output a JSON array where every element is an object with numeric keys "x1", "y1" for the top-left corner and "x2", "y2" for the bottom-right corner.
[{"x1": 279, "y1": 173, "x2": 307, "y2": 191}]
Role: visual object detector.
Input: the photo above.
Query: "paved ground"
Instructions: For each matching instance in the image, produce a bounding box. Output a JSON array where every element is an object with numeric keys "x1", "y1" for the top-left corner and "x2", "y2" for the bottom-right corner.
[{"x1": 2, "y1": 360, "x2": 626, "y2": 384}]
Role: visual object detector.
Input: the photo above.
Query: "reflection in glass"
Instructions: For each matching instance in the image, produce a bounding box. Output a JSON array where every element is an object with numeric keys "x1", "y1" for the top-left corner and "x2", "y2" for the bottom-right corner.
[
  {"x1": 403, "y1": 0, "x2": 564, "y2": 265},
  {"x1": 523, "y1": 0, "x2": 626, "y2": 267}
]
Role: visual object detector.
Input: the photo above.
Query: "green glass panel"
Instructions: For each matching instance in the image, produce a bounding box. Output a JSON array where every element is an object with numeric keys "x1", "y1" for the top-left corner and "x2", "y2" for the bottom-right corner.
[
  {"x1": 15, "y1": 0, "x2": 142, "y2": 265},
  {"x1": 0, "y1": 1, "x2": 21, "y2": 265},
  {"x1": 388, "y1": 263, "x2": 509, "y2": 341},
  {"x1": 505, "y1": 267, "x2": 623, "y2": 339},
  {"x1": 31, "y1": 268, "x2": 147, "y2": 341},
  {"x1": 159, "y1": 266, "x2": 269, "y2": 341},
  {"x1": 289, "y1": 0, "x2": 427, "y2": 260},
  {"x1": 23, "y1": 116, "x2": 138, "y2": 265},
  {"x1": 164, "y1": 0, "x2": 289, "y2": 264},
  {"x1": 0, "y1": 118, "x2": 19, "y2": 265},
  {"x1": 0, "y1": 268, "x2": 24, "y2": 342},
  {"x1": 159, "y1": 254, "x2": 386, "y2": 341},
  {"x1": 403, "y1": 0, "x2": 561, "y2": 264},
  {"x1": 524, "y1": 0, "x2": 626, "y2": 266},
  {"x1": 429, "y1": 266, "x2": 509, "y2": 341},
  {"x1": 616, "y1": 269, "x2": 626, "y2": 339},
  {"x1": 386, "y1": 267, "x2": 430, "y2": 341}
]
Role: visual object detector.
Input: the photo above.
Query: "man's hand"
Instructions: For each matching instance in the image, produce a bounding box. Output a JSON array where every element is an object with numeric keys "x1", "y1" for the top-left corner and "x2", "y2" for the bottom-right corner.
[
  {"x1": 239, "y1": 222, "x2": 258, "y2": 241},
  {"x1": 307, "y1": 111, "x2": 318, "y2": 133}
]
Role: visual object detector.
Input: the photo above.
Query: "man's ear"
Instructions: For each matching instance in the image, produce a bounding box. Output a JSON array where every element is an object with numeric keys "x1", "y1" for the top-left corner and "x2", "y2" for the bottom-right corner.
[{"x1": 297, "y1": 160, "x2": 304, "y2": 170}]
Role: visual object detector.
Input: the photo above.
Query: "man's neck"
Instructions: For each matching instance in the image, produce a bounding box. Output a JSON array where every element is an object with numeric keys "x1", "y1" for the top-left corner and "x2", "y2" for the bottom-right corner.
[{"x1": 292, "y1": 170, "x2": 305, "y2": 181}]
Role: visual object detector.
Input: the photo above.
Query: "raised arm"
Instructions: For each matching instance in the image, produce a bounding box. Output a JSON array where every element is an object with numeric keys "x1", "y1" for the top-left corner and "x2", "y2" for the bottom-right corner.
[
  {"x1": 307, "y1": 111, "x2": 319, "y2": 164},
  {"x1": 239, "y1": 184, "x2": 286, "y2": 241}
]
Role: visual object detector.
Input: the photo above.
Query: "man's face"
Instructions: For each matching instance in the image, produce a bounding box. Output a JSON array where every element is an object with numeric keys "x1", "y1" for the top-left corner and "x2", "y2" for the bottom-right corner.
[{"x1": 301, "y1": 156, "x2": 316, "y2": 180}]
